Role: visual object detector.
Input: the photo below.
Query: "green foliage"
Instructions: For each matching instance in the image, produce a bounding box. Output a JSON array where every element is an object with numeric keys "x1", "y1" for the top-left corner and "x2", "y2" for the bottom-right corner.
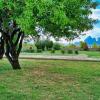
[
  {"x1": 74, "y1": 50, "x2": 79, "y2": 55},
  {"x1": 35, "y1": 40, "x2": 45, "y2": 51},
  {"x1": 37, "y1": 49, "x2": 42, "y2": 53},
  {"x1": 92, "y1": 43, "x2": 98, "y2": 49},
  {"x1": 45, "y1": 40, "x2": 53, "y2": 50},
  {"x1": 53, "y1": 43, "x2": 61, "y2": 50},
  {"x1": 67, "y1": 44, "x2": 77, "y2": 49},
  {"x1": 0, "y1": 0, "x2": 25, "y2": 28},
  {"x1": 51, "y1": 49, "x2": 55, "y2": 53},
  {"x1": 28, "y1": 0, "x2": 97, "y2": 38},
  {"x1": 67, "y1": 50, "x2": 73, "y2": 54},
  {"x1": 22, "y1": 44, "x2": 35, "y2": 53},
  {"x1": 0, "y1": 0, "x2": 98, "y2": 38},
  {"x1": 80, "y1": 41, "x2": 89, "y2": 51},
  {"x1": 61, "y1": 49, "x2": 66, "y2": 54}
]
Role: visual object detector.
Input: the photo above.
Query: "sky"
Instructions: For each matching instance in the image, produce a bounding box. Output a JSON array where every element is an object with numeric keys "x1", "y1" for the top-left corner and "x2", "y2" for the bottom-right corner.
[{"x1": 71, "y1": 0, "x2": 100, "y2": 43}]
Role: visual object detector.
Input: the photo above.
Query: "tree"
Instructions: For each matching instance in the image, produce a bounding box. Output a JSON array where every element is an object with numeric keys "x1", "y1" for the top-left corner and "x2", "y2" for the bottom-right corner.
[
  {"x1": 28, "y1": 0, "x2": 98, "y2": 39},
  {"x1": 53, "y1": 43, "x2": 61, "y2": 50},
  {"x1": 80, "y1": 41, "x2": 89, "y2": 51},
  {"x1": 35, "y1": 40, "x2": 45, "y2": 51},
  {"x1": 0, "y1": 0, "x2": 98, "y2": 69},
  {"x1": 45, "y1": 40, "x2": 53, "y2": 50},
  {"x1": 0, "y1": 0, "x2": 25, "y2": 69},
  {"x1": 92, "y1": 43, "x2": 98, "y2": 49}
]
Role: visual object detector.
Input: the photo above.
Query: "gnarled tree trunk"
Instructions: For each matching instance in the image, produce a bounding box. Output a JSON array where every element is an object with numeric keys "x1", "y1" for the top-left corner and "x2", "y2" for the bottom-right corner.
[
  {"x1": 4, "y1": 28, "x2": 24, "y2": 69},
  {"x1": 0, "y1": 22, "x2": 24, "y2": 69},
  {"x1": 0, "y1": 20, "x2": 24, "y2": 70}
]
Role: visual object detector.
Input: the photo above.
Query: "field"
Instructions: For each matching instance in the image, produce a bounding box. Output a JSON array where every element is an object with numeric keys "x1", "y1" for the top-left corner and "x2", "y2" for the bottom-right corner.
[
  {"x1": 21, "y1": 50, "x2": 100, "y2": 58},
  {"x1": 0, "y1": 59, "x2": 100, "y2": 100},
  {"x1": 79, "y1": 51, "x2": 100, "y2": 58}
]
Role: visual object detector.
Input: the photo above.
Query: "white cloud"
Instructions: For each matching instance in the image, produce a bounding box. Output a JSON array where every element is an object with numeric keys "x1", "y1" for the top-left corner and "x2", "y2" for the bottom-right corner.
[
  {"x1": 71, "y1": 27, "x2": 100, "y2": 43},
  {"x1": 72, "y1": 9, "x2": 100, "y2": 43},
  {"x1": 84, "y1": 28, "x2": 100, "y2": 37},
  {"x1": 89, "y1": 9, "x2": 100, "y2": 20}
]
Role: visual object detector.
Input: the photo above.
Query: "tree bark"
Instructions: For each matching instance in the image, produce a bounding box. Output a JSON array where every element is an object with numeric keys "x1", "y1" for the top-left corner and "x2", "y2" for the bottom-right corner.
[
  {"x1": 6, "y1": 54, "x2": 21, "y2": 70},
  {"x1": 0, "y1": 36, "x2": 4, "y2": 59}
]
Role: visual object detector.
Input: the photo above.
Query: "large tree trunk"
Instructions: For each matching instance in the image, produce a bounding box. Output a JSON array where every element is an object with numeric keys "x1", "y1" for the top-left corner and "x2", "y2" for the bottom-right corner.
[
  {"x1": 6, "y1": 54, "x2": 21, "y2": 70},
  {"x1": 0, "y1": 20, "x2": 24, "y2": 70},
  {"x1": 4, "y1": 29, "x2": 24, "y2": 69},
  {"x1": 5, "y1": 45, "x2": 21, "y2": 69},
  {"x1": 0, "y1": 36, "x2": 4, "y2": 59}
]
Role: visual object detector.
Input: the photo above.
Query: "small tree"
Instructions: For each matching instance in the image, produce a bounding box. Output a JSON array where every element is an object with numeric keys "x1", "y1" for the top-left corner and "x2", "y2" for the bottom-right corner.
[
  {"x1": 67, "y1": 44, "x2": 77, "y2": 49},
  {"x1": 45, "y1": 40, "x2": 53, "y2": 50},
  {"x1": 53, "y1": 43, "x2": 61, "y2": 50},
  {"x1": 80, "y1": 42, "x2": 89, "y2": 51},
  {"x1": 92, "y1": 43, "x2": 98, "y2": 49},
  {"x1": 35, "y1": 40, "x2": 46, "y2": 51}
]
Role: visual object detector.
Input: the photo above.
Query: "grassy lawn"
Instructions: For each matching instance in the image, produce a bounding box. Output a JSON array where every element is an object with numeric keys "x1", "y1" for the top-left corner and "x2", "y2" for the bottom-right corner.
[
  {"x1": 21, "y1": 50, "x2": 76, "y2": 56},
  {"x1": 79, "y1": 51, "x2": 100, "y2": 58},
  {"x1": 0, "y1": 59, "x2": 100, "y2": 100},
  {"x1": 21, "y1": 50, "x2": 100, "y2": 58}
]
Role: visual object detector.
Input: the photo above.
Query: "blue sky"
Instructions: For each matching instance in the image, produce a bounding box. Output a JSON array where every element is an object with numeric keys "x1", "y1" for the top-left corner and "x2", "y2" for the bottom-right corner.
[{"x1": 72, "y1": 0, "x2": 100, "y2": 43}]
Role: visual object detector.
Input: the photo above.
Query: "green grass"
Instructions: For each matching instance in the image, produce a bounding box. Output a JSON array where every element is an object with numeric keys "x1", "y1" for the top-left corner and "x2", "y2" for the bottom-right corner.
[
  {"x1": 22, "y1": 50, "x2": 100, "y2": 58},
  {"x1": 79, "y1": 51, "x2": 100, "y2": 58},
  {"x1": 21, "y1": 50, "x2": 77, "y2": 57},
  {"x1": 0, "y1": 59, "x2": 100, "y2": 100}
]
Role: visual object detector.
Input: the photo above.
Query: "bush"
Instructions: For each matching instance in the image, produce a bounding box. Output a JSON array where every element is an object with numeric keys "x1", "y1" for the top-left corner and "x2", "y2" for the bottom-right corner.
[
  {"x1": 74, "y1": 50, "x2": 79, "y2": 54},
  {"x1": 67, "y1": 50, "x2": 73, "y2": 54},
  {"x1": 67, "y1": 44, "x2": 77, "y2": 49},
  {"x1": 61, "y1": 49, "x2": 66, "y2": 54},
  {"x1": 92, "y1": 43, "x2": 98, "y2": 49},
  {"x1": 22, "y1": 44, "x2": 35, "y2": 53},
  {"x1": 23, "y1": 49, "x2": 35, "y2": 53},
  {"x1": 80, "y1": 41, "x2": 88, "y2": 51},
  {"x1": 51, "y1": 49, "x2": 55, "y2": 53},
  {"x1": 53, "y1": 43, "x2": 61, "y2": 50},
  {"x1": 28, "y1": 46, "x2": 35, "y2": 53},
  {"x1": 35, "y1": 40, "x2": 45, "y2": 51},
  {"x1": 45, "y1": 40, "x2": 53, "y2": 50},
  {"x1": 37, "y1": 49, "x2": 42, "y2": 53},
  {"x1": 98, "y1": 46, "x2": 100, "y2": 51}
]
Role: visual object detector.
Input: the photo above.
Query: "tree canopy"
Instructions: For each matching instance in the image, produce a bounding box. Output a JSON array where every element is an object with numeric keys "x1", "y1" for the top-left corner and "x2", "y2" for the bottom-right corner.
[
  {"x1": 0, "y1": 0, "x2": 98, "y2": 37},
  {"x1": 17, "y1": 0, "x2": 98, "y2": 39}
]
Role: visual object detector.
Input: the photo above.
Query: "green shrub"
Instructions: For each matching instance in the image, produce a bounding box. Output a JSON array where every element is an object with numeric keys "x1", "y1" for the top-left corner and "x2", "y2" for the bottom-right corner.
[
  {"x1": 45, "y1": 40, "x2": 53, "y2": 50},
  {"x1": 37, "y1": 49, "x2": 42, "y2": 53},
  {"x1": 80, "y1": 41, "x2": 89, "y2": 51},
  {"x1": 74, "y1": 50, "x2": 79, "y2": 54},
  {"x1": 67, "y1": 44, "x2": 77, "y2": 49},
  {"x1": 35, "y1": 40, "x2": 45, "y2": 51},
  {"x1": 92, "y1": 43, "x2": 98, "y2": 49},
  {"x1": 61, "y1": 49, "x2": 66, "y2": 54},
  {"x1": 53, "y1": 43, "x2": 61, "y2": 50},
  {"x1": 67, "y1": 50, "x2": 73, "y2": 54},
  {"x1": 98, "y1": 46, "x2": 100, "y2": 51},
  {"x1": 23, "y1": 49, "x2": 35, "y2": 53},
  {"x1": 22, "y1": 44, "x2": 35, "y2": 53},
  {"x1": 51, "y1": 49, "x2": 55, "y2": 53}
]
